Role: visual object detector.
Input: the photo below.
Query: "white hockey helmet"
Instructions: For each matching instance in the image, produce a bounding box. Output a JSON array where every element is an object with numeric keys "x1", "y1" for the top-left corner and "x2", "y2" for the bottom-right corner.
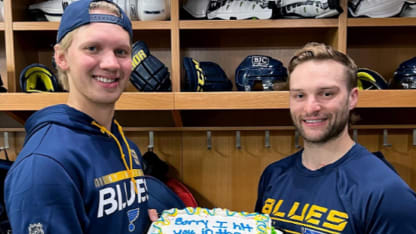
[
  {"x1": 183, "y1": 0, "x2": 210, "y2": 18},
  {"x1": 207, "y1": 0, "x2": 273, "y2": 20},
  {"x1": 27, "y1": 0, "x2": 79, "y2": 22},
  {"x1": 348, "y1": 0, "x2": 412, "y2": 18},
  {"x1": 137, "y1": 0, "x2": 170, "y2": 21}
]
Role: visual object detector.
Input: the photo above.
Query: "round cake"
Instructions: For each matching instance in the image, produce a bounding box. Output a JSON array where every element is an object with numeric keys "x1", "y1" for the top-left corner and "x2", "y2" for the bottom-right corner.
[{"x1": 147, "y1": 207, "x2": 279, "y2": 234}]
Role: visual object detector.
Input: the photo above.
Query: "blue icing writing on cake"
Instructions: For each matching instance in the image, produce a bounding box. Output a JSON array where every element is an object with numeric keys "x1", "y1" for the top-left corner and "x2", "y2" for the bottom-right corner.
[{"x1": 147, "y1": 207, "x2": 278, "y2": 234}]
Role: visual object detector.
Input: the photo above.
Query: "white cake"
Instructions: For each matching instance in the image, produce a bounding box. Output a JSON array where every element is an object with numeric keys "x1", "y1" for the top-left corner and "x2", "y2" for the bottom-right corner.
[{"x1": 147, "y1": 207, "x2": 279, "y2": 234}]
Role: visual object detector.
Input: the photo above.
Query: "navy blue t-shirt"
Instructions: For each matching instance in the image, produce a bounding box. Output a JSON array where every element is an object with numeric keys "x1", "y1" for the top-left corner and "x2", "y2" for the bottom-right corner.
[{"x1": 255, "y1": 144, "x2": 416, "y2": 233}]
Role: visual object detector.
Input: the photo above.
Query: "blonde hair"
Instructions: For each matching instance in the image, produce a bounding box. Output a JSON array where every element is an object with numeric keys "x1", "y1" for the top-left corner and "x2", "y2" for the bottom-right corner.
[
  {"x1": 55, "y1": 1, "x2": 121, "y2": 90},
  {"x1": 288, "y1": 42, "x2": 358, "y2": 90}
]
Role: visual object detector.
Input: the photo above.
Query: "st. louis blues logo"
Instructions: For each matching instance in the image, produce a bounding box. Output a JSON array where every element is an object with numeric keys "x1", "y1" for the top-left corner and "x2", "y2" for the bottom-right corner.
[{"x1": 127, "y1": 208, "x2": 140, "y2": 232}]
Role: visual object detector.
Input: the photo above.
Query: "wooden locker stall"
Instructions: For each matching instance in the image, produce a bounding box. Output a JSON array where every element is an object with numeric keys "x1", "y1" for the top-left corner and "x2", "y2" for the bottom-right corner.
[{"x1": 0, "y1": 0, "x2": 415, "y2": 212}]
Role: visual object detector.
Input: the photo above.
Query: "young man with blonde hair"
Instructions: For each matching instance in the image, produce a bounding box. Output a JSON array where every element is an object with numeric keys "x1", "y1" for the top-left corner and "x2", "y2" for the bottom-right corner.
[{"x1": 5, "y1": 0, "x2": 156, "y2": 233}]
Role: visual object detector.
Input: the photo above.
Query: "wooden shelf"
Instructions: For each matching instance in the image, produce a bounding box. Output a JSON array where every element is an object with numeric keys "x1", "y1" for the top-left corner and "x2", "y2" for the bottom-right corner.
[
  {"x1": 0, "y1": 92, "x2": 174, "y2": 111},
  {"x1": 348, "y1": 17, "x2": 416, "y2": 27},
  {"x1": 131, "y1": 21, "x2": 173, "y2": 30},
  {"x1": 175, "y1": 92, "x2": 290, "y2": 110},
  {"x1": 13, "y1": 21, "x2": 59, "y2": 31},
  {"x1": 1, "y1": 90, "x2": 415, "y2": 111}
]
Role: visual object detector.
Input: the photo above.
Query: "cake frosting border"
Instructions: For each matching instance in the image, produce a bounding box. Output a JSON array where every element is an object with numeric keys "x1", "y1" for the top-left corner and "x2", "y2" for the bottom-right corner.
[{"x1": 148, "y1": 207, "x2": 274, "y2": 234}]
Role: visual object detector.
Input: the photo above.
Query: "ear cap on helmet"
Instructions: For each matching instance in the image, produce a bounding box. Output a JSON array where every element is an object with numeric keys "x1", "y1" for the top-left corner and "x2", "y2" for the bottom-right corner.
[
  {"x1": 183, "y1": 57, "x2": 233, "y2": 92},
  {"x1": 356, "y1": 68, "x2": 388, "y2": 90},
  {"x1": 235, "y1": 55, "x2": 287, "y2": 91},
  {"x1": 390, "y1": 57, "x2": 416, "y2": 89},
  {"x1": 19, "y1": 63, "x2": 61, "y2": 93}
]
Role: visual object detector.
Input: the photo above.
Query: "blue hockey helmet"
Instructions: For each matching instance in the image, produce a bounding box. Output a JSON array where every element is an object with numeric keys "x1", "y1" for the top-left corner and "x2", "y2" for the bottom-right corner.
[
  {"x1": 390, "y1": 57, "x2": 416, "y2": 89},
  {"x1": 356, "y1": 68, "x2": 388, "y2": 90},
  {"x1": 235, "y1": 55, "x2": 287, "y2": 91}
]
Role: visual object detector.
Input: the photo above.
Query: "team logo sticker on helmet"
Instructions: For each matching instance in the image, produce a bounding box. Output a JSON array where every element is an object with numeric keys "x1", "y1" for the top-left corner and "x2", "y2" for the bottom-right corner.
[
  {"x1": 28, "y1": 222, "x2": 44, "y2": 234},
  {"x1": 235, "y1": 55, "x2": 287, "y2": 91}
]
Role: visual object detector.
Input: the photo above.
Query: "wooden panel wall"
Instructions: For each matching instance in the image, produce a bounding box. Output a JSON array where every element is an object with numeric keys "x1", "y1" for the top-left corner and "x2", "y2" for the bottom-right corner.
[
  {"x1": 2, "y1": 129, "x2": 415, "y2": 212},
  {"x1": 128, "y1": 129, "x2": 415, "y2": 211}
]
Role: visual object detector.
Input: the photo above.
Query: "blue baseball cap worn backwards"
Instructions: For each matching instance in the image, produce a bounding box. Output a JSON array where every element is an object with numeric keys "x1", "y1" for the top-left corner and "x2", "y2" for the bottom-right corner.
[{"x1": 57, "y1": 0, "x2": 133, "y2": 43}]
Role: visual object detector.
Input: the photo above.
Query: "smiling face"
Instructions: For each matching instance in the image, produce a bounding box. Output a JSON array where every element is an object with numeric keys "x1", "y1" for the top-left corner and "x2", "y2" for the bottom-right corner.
[
  {"x1": 55, "y1": 19, "x2": 132, "y2": 109},
  {"x1": 289, "y1": 60, "x2": 358, "y2": 144}
]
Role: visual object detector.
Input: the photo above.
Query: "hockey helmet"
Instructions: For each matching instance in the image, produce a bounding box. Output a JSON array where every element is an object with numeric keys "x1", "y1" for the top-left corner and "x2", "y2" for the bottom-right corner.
[
  {"x1": 183, "y1": 57, "x2": 233, "y2": 92},
  {"x1": 28, "y1": 0, "x2": 79, "y2": 22},
  {"x1": 275, "y1": 0, "x2": 343, "y2": 19},
  {"x1": 390, "y1": 57, "x2": 416, "y2": 89},
  {"x1": 348, "y1": 0, "x2": 410, "y2": 18},
  {"x1": 183, "y1": 0, "x2": 210, "y2": 18},
  {"x1": 137, "y1": 0, "x2": 170, "y2": 21},
  {"x1": 356, "y1": 68, "x2": 388, "y2": 90},
  {"x1": 207, "y1": 0, "x2": 273, "y2": 20},
  {"x1": 235, "y1": 55, "x2": 287, "y2": 91},
  {"x1": 19, "y1": 64, "x2": 61, "y2": 93}
]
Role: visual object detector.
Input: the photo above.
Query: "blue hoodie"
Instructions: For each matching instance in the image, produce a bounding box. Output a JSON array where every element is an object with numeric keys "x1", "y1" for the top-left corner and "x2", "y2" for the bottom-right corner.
[{"x1": 4, "y1": 104, "x2": 150, "y2": 233}]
